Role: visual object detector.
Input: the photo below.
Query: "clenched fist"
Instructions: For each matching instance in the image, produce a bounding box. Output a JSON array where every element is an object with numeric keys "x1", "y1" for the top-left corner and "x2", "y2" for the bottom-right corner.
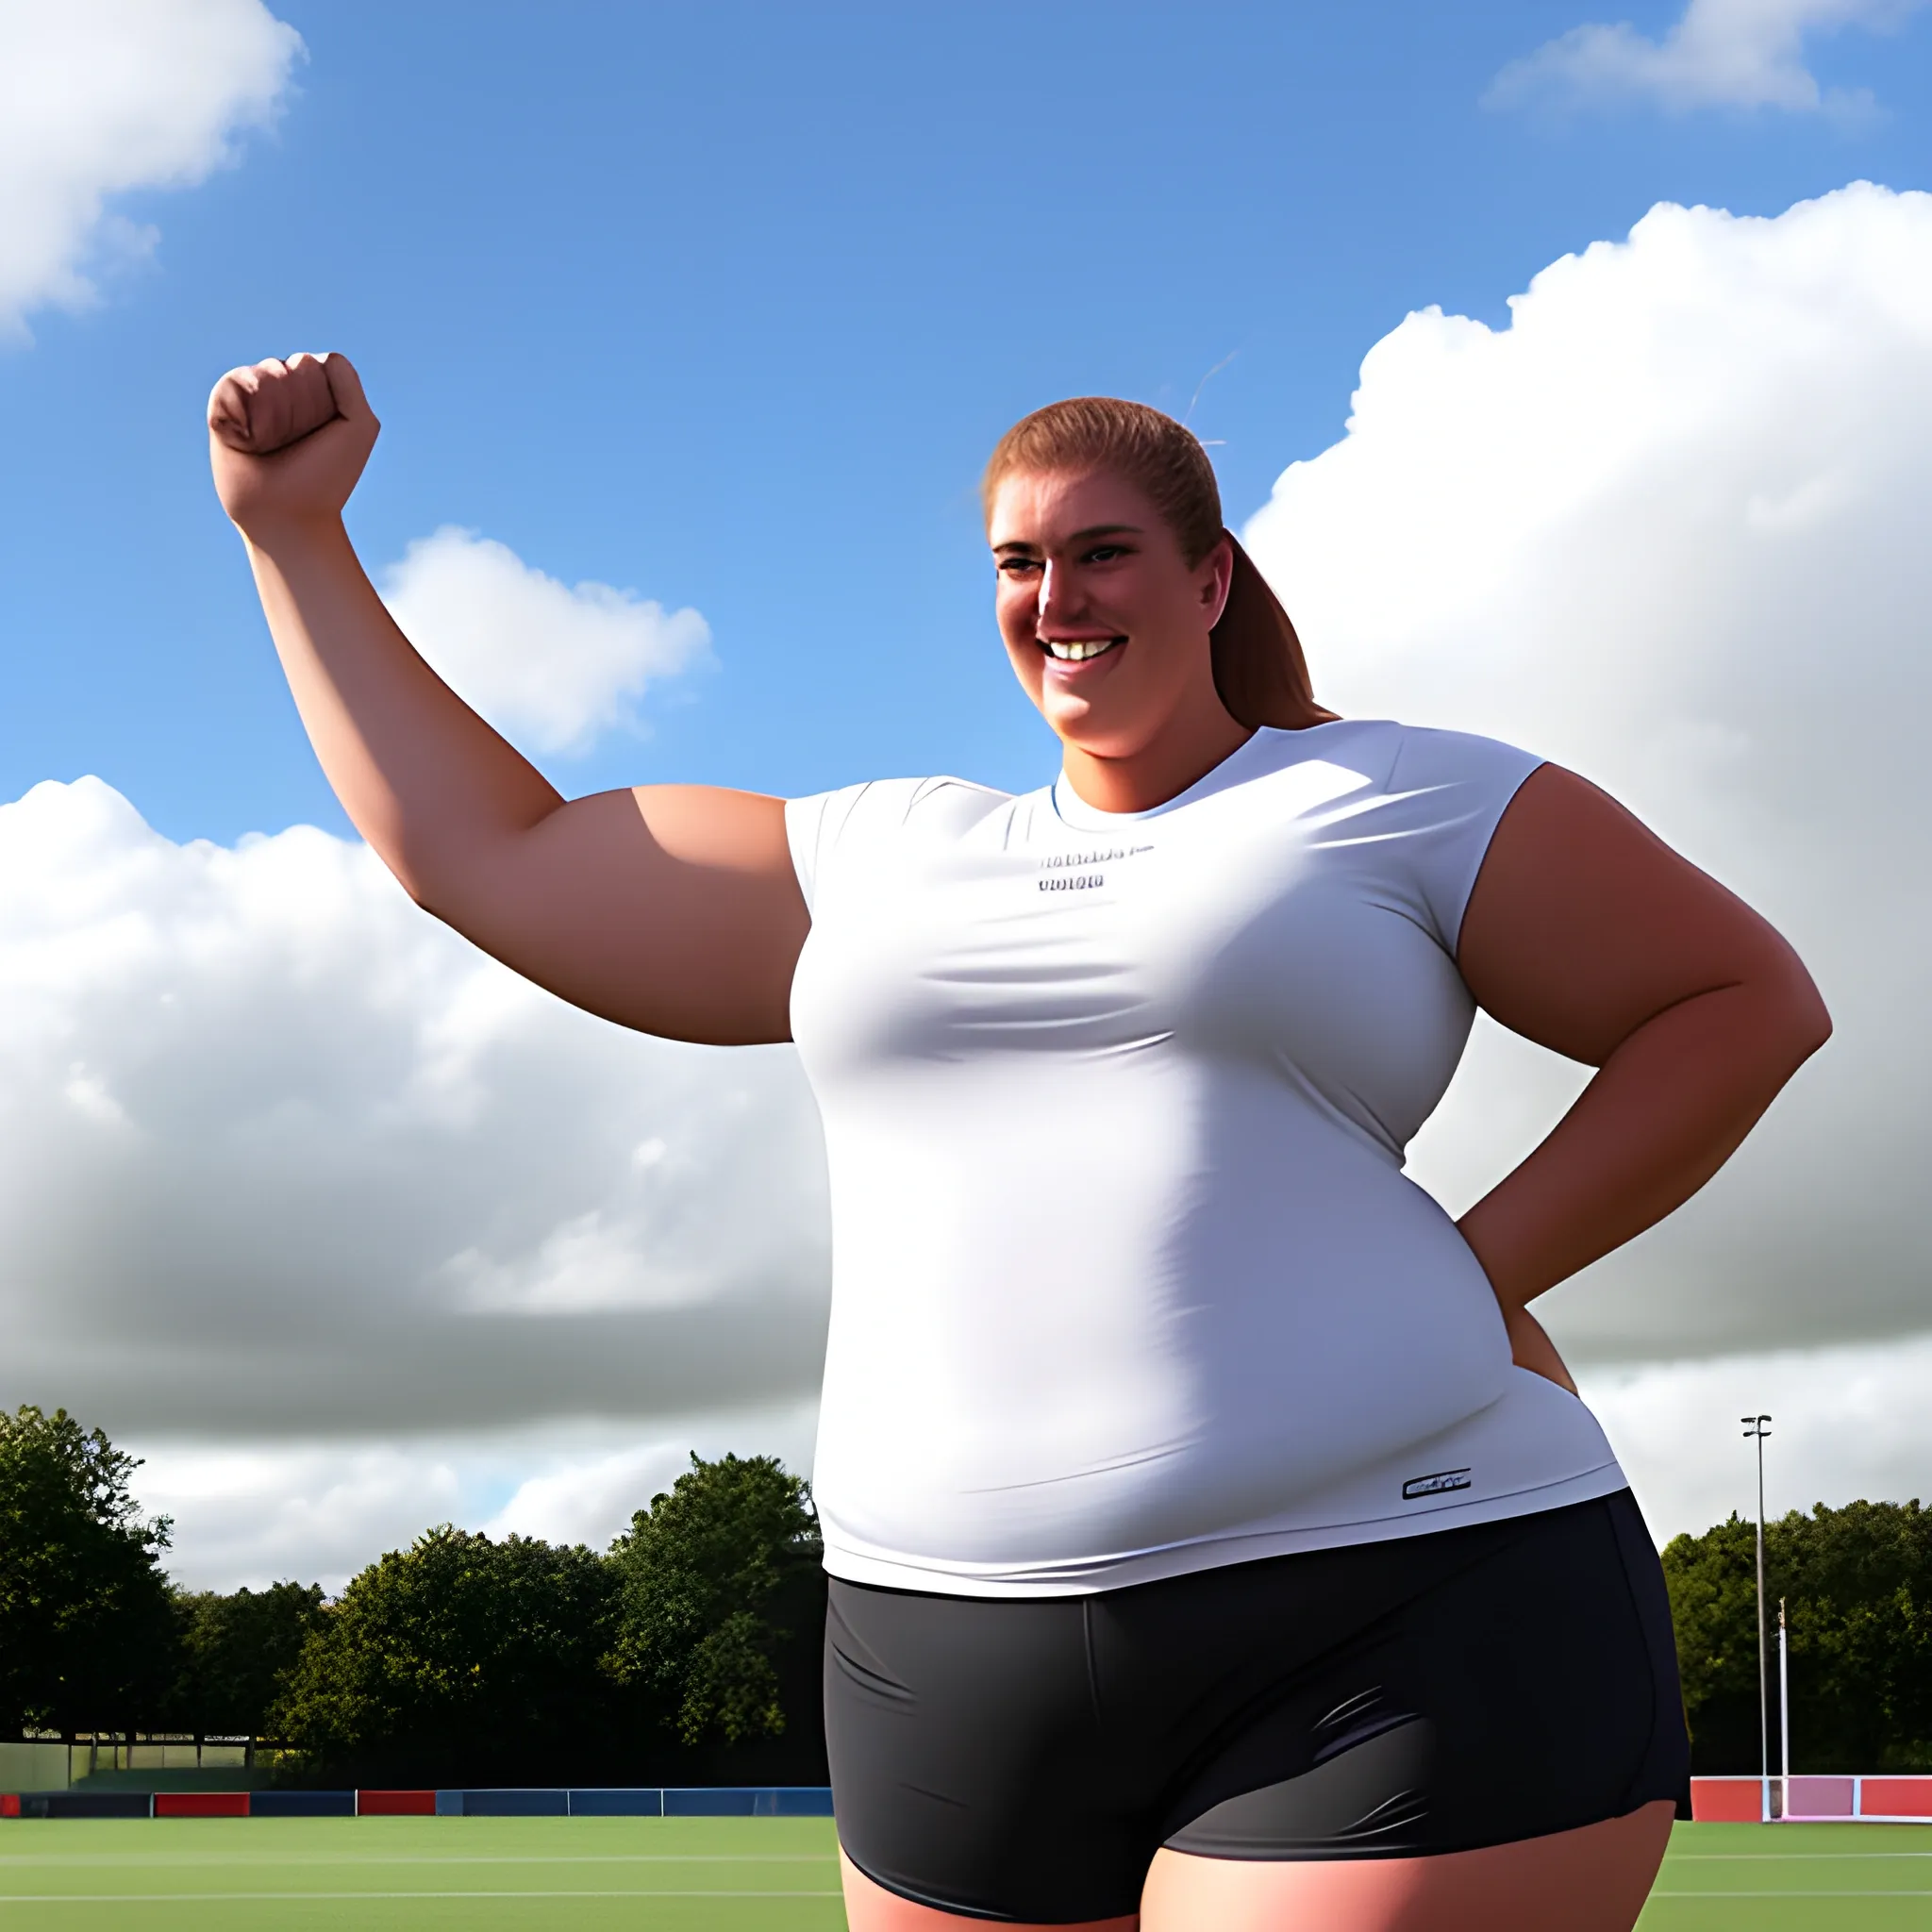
[{"x1": 208, "y1": 352, "x2": 379, "y2": 538}]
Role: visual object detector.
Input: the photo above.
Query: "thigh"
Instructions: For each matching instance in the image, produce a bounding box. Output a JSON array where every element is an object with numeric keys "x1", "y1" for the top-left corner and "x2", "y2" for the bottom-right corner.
[
  {"x1": 825, "y1": 1579, "x2": 1150, "y2": 1923},
  {"x1": 1140, "y1": 1801, "x2": 1675, "y2": 1932}
]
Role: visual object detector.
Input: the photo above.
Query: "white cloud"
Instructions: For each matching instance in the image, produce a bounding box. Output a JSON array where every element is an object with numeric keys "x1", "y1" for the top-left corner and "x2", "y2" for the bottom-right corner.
[
  {"x1": 131, "y1": 1441, "x2": 464, "y2": 1594},
  {"x1": 19, "y1": 183, "x2": 1932, "y2": 1582},
  {"x1": 379, "y1": 527, "x2": 712, "y2": 756},
  {"x1": 0, "y1": 776, "x2": 830, "y2": 1448},
  {"x1": 1486, "y1": 0, "x2": 1924, "y2": 118},
  {"x1": 477, "y1": 1403, "x2": 820, "y2": 1552},
  {"x1": 1243, "y1": 181, "x2": 1932, "y2": 1370},
  {"x1": 131, "y1": 1403, "x2": 820, "y2": 1592},
  {"x1": 0, "y1": 0, "x2": 302, "y2": 337},
  {"x1": 1580, "y1": 1334, "x2": 1932, "y2": 1542}
]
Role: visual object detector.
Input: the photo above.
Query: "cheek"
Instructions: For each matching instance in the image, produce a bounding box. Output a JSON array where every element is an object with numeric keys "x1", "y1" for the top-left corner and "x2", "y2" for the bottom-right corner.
[
  {"x1": 1115, "y1": 570, "x2": 1185, "y2": 639},
  {"x1": 995, "y1": 590, "x2": 1038, "y2": 653}
]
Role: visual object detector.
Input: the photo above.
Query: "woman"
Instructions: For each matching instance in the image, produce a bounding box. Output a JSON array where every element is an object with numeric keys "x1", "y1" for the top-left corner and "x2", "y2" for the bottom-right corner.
[{"x1": 208, "y1": 356, "x2": 1828, "y2": 1930}]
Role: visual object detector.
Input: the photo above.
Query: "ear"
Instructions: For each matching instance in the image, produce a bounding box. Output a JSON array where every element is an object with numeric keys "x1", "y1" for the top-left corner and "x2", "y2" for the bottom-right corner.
[{"x1": 1198, "y1": 532, "x2": 1235, "y2": 629}]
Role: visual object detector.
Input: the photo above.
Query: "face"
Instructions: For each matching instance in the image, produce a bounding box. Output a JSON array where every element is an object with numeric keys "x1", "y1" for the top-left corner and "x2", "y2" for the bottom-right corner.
[{"x1": 989, "y1": 468, "x2": 1232, "y2": 761}]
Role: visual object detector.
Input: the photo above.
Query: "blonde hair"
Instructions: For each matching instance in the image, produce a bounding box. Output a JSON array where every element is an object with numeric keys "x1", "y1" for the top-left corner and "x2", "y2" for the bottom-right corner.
[{"x1": 981, "y1": 397, "x2": 1333, "y2": 731}]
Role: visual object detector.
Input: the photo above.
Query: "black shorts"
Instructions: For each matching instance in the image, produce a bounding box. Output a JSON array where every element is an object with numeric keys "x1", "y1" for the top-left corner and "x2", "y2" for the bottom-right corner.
[{"x1": 825, "y1": 1490, "x2": 1689, "y2": 1924}]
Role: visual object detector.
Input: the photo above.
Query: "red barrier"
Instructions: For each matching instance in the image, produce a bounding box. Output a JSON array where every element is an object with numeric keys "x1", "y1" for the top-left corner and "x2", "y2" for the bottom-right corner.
[
  {"x1": 0, "y1": 1794, "x2": 18, "y2": 1820},
  {"x1": 1690, "y1": 1777, "x2": 1763, "y2": 1822},
  {"x1": 357, "y1": 1790, "x2": 436, "y2": 1816},
  {"x1": 1864, "y1": 1777, "x2": 1932, "y2": 1818},
  {"x1": 154, "y1": 1791, "x2": 249, "y2": 1819}
]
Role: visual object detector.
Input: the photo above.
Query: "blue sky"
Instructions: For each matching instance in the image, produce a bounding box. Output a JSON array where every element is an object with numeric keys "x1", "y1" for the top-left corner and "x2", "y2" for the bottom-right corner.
[
  {"x1": 8, "y1": 0, "x2": 1932, "y2": 1581},
  {"x1": 6, "y1": 0, "x2": 1931, "y2": 843}
]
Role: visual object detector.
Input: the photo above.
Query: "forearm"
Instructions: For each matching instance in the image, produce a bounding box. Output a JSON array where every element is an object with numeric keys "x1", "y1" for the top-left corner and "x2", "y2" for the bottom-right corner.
[
  {"x1": 244, "y1": 517, "x2": 562, "y2": 905},
  {"x1": 1457, "y1": 976, "x2": 1826, "y2": 1313},
  {"x1": 207, "y1": 353, "x2": 809, "y2": 1047}
]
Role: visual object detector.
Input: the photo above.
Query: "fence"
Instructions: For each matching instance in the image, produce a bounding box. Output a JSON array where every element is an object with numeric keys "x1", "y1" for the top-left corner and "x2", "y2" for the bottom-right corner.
[
  {"x1": 2, "y1": 1786, "x2": 835, "y2": 1822},
  {"x1": 11, "y1": 1778, "x2": 1932, "y2": 1825},
  {"x1": 1690, "y1": 1775, "x2": 1932, "y2": 1823},
  {"x1": 0, "y1": 1736, "x2": 263, "y2": 1791}
]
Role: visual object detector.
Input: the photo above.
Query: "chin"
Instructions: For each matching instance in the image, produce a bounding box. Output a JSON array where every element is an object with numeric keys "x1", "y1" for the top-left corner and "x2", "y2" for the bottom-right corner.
[{"x1": 1051, "y1": 716, "x2": 1142, "y2": 759}]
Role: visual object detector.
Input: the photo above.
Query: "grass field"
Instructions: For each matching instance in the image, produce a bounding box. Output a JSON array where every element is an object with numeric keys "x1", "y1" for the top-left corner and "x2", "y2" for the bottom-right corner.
[
  {"x1": 1, "y1": 1817, "x2": 1929, "y2": 1927},
  {"x1": 1641, "y1": 1822, "x2": 1932, "y2": 1929}
]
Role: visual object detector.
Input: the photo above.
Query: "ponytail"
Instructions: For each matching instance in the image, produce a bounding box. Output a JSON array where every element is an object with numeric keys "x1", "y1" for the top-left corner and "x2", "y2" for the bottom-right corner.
[{"x1": 1211, "y1": 534, "x2": 1335, "y2": 732}]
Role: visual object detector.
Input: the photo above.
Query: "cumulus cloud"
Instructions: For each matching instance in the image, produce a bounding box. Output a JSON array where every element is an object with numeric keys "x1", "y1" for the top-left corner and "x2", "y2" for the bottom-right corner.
[
  {"x1": 0, "y1": 776, "x2": 830, "y2": 1444},
  {"x1": 1244, "y1": 181, "x2": 1932, "y2": 1370},
  {"x1": 1487, "y1": 0, "x2": 1924, "y2": 118},
  {"x1": 133, "y1": 1403, "x2": 820, "y2": 1591},
  {"x1": 17, "y1": 184, "x2": 1932, "y2": 1576},
  {"x1": 0, "y1": 0, "x2": 302, "y2": 338},
  {"x1": 378, "y1": 527, "x2": 712, "y2": 756}
]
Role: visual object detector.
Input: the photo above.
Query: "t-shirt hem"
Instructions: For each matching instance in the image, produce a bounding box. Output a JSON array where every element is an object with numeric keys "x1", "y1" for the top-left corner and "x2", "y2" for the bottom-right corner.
[{"x1": 820, "y1": 1459, "x2": 1630, "y2": 1598}]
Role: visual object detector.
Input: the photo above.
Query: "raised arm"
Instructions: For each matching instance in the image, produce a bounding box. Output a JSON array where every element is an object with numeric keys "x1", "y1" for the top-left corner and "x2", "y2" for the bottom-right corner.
[
  {"x1": 208, "y1": 353, "x2": 808, "y2": 1046},
  {"x1": 1453, "y1": 765, "x2": 1830, "y2": 1390}
]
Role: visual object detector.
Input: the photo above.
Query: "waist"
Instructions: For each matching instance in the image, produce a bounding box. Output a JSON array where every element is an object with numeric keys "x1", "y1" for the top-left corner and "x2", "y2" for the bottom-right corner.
[{"x1": 814, "y1": 1368, "x2": 1624, "y2": 1598}]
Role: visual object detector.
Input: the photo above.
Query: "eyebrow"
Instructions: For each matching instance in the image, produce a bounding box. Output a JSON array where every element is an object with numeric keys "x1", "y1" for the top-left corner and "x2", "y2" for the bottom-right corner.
[{"x1": 991, "y1": 523, "x2": 1145, "y2": 554}]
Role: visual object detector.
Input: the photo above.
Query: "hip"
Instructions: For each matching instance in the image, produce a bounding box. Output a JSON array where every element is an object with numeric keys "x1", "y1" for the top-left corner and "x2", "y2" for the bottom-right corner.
[{"x1": 826, "y1": 1488, "x2": 1690, "y2": 1924}]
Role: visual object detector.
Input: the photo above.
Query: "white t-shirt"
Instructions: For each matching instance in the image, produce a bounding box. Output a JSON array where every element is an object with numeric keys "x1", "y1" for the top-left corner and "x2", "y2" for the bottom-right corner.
[{"x1": 785, "y1": 720, "x2": 1624, "y2": 1597}]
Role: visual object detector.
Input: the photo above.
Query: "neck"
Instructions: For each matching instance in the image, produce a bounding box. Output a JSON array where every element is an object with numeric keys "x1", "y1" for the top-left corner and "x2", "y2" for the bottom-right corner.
[{"x1": 1058, "y1": 692, "x2": 1257, "y2": 814}]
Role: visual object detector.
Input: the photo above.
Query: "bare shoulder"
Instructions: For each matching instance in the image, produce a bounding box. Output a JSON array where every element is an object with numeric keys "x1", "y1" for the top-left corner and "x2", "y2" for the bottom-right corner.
[{"x1": 1458, "y1": 765, "x2": 1826, "y2": 1064}]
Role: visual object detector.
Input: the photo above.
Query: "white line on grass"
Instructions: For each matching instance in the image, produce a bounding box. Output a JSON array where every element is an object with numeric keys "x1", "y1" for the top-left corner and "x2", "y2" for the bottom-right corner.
[{"x1": 1650, "y1": 1890, "x2": 1932, "y2": 1898}]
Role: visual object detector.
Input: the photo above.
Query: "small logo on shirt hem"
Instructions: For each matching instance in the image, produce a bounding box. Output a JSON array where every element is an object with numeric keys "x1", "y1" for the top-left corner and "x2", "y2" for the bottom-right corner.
[{"x1": 1402, "y1": 1468, "x2": 1473, "y2": 1500}]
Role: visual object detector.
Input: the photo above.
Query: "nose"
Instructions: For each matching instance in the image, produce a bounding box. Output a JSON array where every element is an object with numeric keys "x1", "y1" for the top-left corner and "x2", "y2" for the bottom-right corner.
[{"x1": 1037, "y1": 559, "x2": 1083, "y2": 627}]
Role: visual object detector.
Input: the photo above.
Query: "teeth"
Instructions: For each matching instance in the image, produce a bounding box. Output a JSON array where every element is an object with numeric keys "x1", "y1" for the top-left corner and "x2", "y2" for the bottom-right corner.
[{"x1": 1044, "y1": 639, "x2": 1119, "y2": 661}]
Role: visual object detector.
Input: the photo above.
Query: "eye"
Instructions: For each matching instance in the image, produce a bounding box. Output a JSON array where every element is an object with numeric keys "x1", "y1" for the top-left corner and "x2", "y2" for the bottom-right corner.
[
  {"x1": 1083, "y1": 543, "x2": 1132, "y2": 564},
  {"x1": 997, "y1": 557, "x2": 1041, "y2": 578}
]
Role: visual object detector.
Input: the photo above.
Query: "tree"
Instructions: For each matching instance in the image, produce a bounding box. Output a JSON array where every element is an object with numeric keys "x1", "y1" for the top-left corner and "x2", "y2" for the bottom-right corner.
[
  {"x1": 1663, "y1": 1499, "x2": 1932, "y2": 1773},
  {"x1": 170, "y1": 1581, "x2": 325, "y2": 1740},
  {"x1": 607, "y1": 1453, "x2": 824, "y2": 1750},
  {"x1": 0, "y1": 1405, "x2": 176, "y2": 1735},
  {"x1": 272, "y1": 1527, "x2": 616, "y2": 1786}
]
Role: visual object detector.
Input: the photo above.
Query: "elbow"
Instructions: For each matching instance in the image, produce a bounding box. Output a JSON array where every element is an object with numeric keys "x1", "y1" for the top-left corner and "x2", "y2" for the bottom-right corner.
[
  {"x1": 1792, "y1": 981, "x2": 1833, "y2": 1063},
  {"x1": 380, "y1": 854, "x2": 437, "y2": 914},
  {"x1": 1768, "y1": 956, "x2": 1832, "y2": 1075},
  {"x1": 375, "y1": 828, "x2": 465, "y2": 920}
]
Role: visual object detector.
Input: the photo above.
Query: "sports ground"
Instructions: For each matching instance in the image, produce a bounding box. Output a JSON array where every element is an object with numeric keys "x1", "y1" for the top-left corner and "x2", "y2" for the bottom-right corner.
[{"x1": 2, "y1": 1820, "x2": 1930, "y2": 1928}]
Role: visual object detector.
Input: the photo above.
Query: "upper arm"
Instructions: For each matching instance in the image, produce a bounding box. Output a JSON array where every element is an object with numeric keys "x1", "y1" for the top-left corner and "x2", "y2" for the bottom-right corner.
[
  {"x1": 1457, "y1": 765, "x2": 1828, "y2": 1066},
  {"x1": 418, "y1": 783, "x2": 809, "y2": 1046}
]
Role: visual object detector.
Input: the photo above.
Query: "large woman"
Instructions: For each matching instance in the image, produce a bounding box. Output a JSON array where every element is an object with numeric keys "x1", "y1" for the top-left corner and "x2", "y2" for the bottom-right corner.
[{"x1": 209, "y1": 356, "x2": 1827, "y2": 1931}]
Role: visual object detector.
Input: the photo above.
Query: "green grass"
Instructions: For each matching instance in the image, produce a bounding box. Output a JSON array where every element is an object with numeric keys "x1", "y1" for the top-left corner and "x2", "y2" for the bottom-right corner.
[
  {"x1": 1641, "y1": 1823, "x2": 1932, "y2": 1930},
  {"x1": 0, "y1": 1817, "x2": 847, "y2": 1930},
  {"x1": 1, "y1": 1816, "x2": 1928, "y2": 1927}
]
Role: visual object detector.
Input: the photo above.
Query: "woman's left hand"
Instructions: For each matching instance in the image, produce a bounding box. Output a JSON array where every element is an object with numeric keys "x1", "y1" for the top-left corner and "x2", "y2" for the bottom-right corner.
[{"x1": 1503, "y1": 1303, "x2": 1578, "y2": 1396}]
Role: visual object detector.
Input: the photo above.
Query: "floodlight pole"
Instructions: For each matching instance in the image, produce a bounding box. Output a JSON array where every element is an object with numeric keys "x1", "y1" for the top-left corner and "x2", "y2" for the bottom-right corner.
[
  {"x1": 1778, "y1": 1597, "x2": 1790, "y2": 1820},
  {"x1": 1742, "y1": 1414, "x2": 1773, "y2": 1820}
]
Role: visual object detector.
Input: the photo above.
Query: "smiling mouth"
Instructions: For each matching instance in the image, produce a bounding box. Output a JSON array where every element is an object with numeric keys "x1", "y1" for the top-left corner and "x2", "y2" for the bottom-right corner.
[{"x1": 1041, "y1": 637, "x2": 1124, "y2": 662}]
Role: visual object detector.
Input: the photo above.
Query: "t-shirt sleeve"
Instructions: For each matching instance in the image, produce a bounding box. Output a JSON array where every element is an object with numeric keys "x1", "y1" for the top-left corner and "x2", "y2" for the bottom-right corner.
[
  {"x1": 784, "y1": 784, "x2": 872, "y2": 916},
  {"x1": 1384, "y1": 727, "x2": 1545, "y2": 954},
  {"x1": 785, "y1": 777, "x2": 981, "y2": 914}
]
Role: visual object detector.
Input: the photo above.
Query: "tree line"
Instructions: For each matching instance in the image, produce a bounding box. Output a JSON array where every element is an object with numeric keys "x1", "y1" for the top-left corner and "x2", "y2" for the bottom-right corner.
[
  {"x1": 1663, "y1": 1500, "x2": 1932, "y2": 1773},
  {"x1": 0, "y1": 1405, "x2": 825, "y2": 1788}
]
